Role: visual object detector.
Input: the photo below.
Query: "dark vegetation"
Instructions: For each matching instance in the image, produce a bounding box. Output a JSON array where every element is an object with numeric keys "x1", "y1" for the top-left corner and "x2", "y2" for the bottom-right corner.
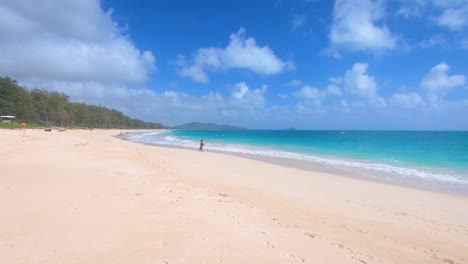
[{"x1": 0, "y1": 76, "x2": 164, "y2": 129}]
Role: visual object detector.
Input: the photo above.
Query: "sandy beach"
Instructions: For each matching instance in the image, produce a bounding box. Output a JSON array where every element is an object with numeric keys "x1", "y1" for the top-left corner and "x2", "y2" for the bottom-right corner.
[{"x1": 1, "y1": 129, "x2": 467, "y2": 264}]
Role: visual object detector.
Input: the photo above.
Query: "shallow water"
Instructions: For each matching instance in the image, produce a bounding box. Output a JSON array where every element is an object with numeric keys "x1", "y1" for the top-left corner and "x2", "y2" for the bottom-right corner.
[{"x1": 127, "y1": 130, "x2": 468, "y2": 194}]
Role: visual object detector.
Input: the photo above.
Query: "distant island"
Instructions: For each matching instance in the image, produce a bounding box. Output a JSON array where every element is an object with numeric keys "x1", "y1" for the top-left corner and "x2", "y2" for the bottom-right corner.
[{"x1": 170, "y1": 122, "x2": 247, "y2": 130}]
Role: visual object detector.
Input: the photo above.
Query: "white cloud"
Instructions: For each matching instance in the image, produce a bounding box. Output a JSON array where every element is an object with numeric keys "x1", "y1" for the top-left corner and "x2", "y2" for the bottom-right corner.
[
  {"x1": 374, "y1": 96, "x2": 387, "y2": 108},
  {"x1": 293, "y1": 85, "x2": 323, "y2": 99},
  {"x1": 389, "y1": 92, "x2": 423, "y2": 108},
  {"x1": 231, "y1": 82, "x2": 268, "y2": 111},
  {"x1": 292, "y1": 83, "x2": 342, "y2": 105},
  {"x1": 433, "y1": 1, "x2": 468, "y2": 31},
  {"x1": 178, "y1": 28, "x2": 291, "y2": 83},
  {"x1": 397, "y1": 6, "x2": 419, "y2": 18},
  {"x1": 321, "y1": 48, "x2": 342, "y2": 59},
  {"x1": 0, "y1": 0, "x2": 163, "y2": 126},
  {"x1": 437, "y1": 7, "x2": 468, "y2": 30},
  {"x1": 296, "y1": 100, "x2": 324, "y2": 114},
  {"x1": 343, "y1": 63, "x2": 377, "y2": 98},
  {"x1": 329, "y1": 77, "x2": 343, "y2": 85},
  {"x1": 329, "y1": 0, "x2": 397, "y2": 53},
  {"x1": 396, "y1": 0, "x2": 427, "y2": 18},
  {"x1": 232, "y1": 82, "x2": 249, "y2": 100},
  {"x1": 179, "y1": 65, "x2": 209, "y2": 84},
  {"x1": 421, "y1": 62, "x2": 466, "y2": 99},
  {"x1": 398, "y1": 0, "x2": 468, "y2": 31},
  {"x1": 142, "y1": 51, "x2": 156, "y2": 65},
  {"x1": 419, "y1": 35, "x2": 447, "y2": 48},
  {"x1": 22, "y1": 79, "x2": 271, "y2": 127},
  {"x1": 0, "y1": 0, "x2": 155, "y2": 84},
  {"x1": 291, "y1": 63, "x2": 383, "y2": 114},
  {"x1": 327, "y1": 84, "x2": 343, "y2": 96},
  {"x1": 0, "y1": 0, "x2": 114, "y2": 42},
  {"x1": 286, "y1": 79, "x2": 303, "y2": 87}
]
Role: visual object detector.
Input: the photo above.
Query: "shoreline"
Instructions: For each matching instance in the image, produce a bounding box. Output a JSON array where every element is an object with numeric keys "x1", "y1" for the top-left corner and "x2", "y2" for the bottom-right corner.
[
  {"x1": 2, "y1": 129, "x2": 468, "y2": 263},
  {"x1": 121, "y1": 132, "x2": 468, "y2": 197}
]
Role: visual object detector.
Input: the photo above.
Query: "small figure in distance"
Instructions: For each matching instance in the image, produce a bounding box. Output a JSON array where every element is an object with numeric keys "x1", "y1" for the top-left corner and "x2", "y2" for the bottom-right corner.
[{"x1": 199, "y1": 139, "x2": 205, "y2": 151}]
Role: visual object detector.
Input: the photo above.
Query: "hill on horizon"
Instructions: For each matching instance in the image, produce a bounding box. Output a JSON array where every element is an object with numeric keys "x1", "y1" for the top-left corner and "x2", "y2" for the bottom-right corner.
[{"x1": 170, "y1": 122, "x2": 247, "y2": 130}]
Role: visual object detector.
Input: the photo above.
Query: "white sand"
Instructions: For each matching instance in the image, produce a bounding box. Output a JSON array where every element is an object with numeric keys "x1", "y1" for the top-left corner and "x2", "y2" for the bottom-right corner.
[{"x1": 1, "y1": 129, "x2": 467, "y2": 264}]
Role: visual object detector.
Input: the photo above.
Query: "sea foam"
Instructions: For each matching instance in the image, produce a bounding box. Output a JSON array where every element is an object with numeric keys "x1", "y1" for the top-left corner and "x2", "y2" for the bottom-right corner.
[{"x1": 128, "y1": 131, "x2": 468, "y2": 185}]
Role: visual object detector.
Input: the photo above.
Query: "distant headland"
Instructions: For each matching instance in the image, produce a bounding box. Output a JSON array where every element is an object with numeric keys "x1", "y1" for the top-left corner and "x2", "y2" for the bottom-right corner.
[{"x1": 169, "y1": 122, "x2": 247, "y2": 130}]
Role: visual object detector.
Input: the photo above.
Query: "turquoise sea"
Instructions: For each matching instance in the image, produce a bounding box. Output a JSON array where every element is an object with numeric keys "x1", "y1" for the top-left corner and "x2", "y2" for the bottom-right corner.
[{"x1": 128, "y1": 130, "x2": 468, "y2": 191}]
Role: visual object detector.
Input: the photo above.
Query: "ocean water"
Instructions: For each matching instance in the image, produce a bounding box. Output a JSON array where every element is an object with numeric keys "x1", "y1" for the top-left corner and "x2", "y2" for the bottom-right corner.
[{"x1": 128, "y1": 130, "x2": 468, "y2": 191}]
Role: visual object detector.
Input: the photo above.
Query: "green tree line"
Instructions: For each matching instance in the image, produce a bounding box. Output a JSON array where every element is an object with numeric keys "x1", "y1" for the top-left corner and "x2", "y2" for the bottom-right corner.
[{"x1": 0, "y1": 76, "x2": 164, "y2": 129}]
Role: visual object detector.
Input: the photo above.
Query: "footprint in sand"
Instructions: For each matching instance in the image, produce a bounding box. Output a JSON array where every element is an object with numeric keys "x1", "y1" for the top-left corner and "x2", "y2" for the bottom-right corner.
[
  {"x1": 304, "y1": 232, "x2": 320, "y2": 239},
  {"x1": 287, "y1": 254, "x2": 306, "y2": 263},
  {"x1": 264, "y1": 241, "x2": 275, "y2": 248},
  {"x1": 332, "y1": 242, "x2": 346, "y2": 249},
  {"x1": 441, "y1": 258, "x2": 456, "y2": 264}
]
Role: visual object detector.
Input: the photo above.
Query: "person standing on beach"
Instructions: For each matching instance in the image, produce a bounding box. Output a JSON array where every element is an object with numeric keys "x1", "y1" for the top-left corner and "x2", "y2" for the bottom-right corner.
[{"x1": 199, "y1": 140, "x2": 204, "y2": 151}]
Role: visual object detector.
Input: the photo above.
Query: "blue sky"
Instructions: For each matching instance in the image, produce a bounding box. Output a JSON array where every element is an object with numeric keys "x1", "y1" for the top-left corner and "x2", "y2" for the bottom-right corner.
[{"x1": 1, "y1": 0, "x2": 468, "y2": 129}]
